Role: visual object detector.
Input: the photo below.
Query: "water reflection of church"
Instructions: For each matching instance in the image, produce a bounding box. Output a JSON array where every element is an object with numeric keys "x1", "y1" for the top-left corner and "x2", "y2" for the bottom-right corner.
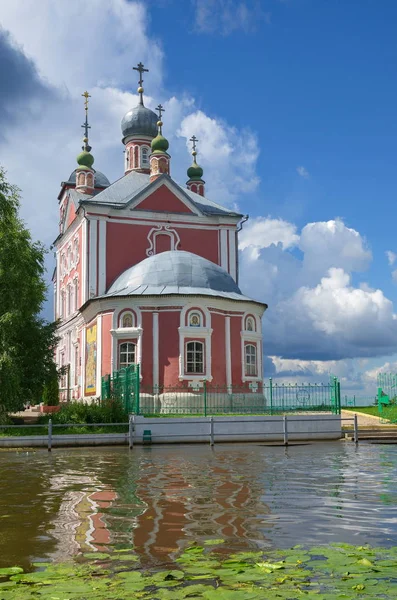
[{"x1": 50, "y1": 450, "x2": 272, "y2": 562}]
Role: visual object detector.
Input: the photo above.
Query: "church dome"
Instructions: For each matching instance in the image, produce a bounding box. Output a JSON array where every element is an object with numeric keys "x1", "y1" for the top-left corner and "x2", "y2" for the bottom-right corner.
[
  {"x1": 67, "y1": 169, "x2": 110, "y2": 188},
  {"x1": 106, "y1": 251, "x2": 247, "y2": 300},
  {"x1": 121, "y1": 104, "x2": 158, "y2": 141}
]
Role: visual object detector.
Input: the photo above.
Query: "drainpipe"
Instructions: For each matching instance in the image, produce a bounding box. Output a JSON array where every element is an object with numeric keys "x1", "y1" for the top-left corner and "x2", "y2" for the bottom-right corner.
[{"x1": 236, "y1": 215, "x2": 249, "y2": 286}]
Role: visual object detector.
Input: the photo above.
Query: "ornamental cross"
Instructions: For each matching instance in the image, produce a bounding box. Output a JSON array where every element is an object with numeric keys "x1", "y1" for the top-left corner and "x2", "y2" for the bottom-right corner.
[
  {"x1": 133, "y1": 61, "x2": 148, "y2": 87},
  {"x1": 156, "y1": 103, "x2": 165, "y2": 121},
  {"x1": 82, "y1": 90, "x2": 91, "y2": 110},
  {"x1": 81, "y1": 91, "x2": 91, "y2": 150},
  {"x1": 190, "y1": 135, "x2": 199, "y2": 153}
]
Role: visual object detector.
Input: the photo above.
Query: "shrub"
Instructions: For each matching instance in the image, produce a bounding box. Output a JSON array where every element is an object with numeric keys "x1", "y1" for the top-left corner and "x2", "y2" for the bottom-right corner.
[
  {"x1": 38, "y1": 398, "x2": 128, "y2": 425},
  {"x1": 42, "y1": 377, "x2": 59, "y2": 406}
]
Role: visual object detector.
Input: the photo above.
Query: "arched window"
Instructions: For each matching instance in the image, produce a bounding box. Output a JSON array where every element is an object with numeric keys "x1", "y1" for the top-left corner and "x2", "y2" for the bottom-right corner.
[
  {"x1": 245, "y1": 344, "x2": 257, "y2": 376},
  {"x1": 73, "y1": 238, "x2": 79, "y2": 265},
  {"x1": 141, "y1": 146, "x2": 150, "y2": 167},
  {"x1": 189, "y1": 312, "x2": 201, "y2": 327},
  {"x1": 121, "y1": 312, "x2": 133, "y2": 328},
  {"x1": 119, "y1": 342, "x2": 136, "y2": 369},
  {"x1": 86, "y1": 173, "x2": 93, "y2": 187},
  {"x1": 77, "y1": 173, "x2": 84, "y2": 186},
  {"x1": 73, "y1": 279, "x2": 79, "y2": 311},
  {"x1": 60, "y1": 290, "x2": 65, "y2": 318},
  {"x1": 186, "y1": 341, "x2": 204, "y2": 374},
  {"x1": 246, "y1": 317, "x2": 255, "y2": 332},
  {"x1": 69, "y1": 284, "x2": 75, "y2": 315}
]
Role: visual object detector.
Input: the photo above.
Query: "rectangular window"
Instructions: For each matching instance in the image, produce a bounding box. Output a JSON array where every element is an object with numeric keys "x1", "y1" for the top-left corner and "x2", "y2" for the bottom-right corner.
[
  {"x1": 186, "y1": 341, "x2": 204, "y2": 374},
  {"x1": 119, "y1": 342, "x2": 136, "y2": 369},
  {"x1": 245, "y1": 344, "x2": 257, "y2": 376}
]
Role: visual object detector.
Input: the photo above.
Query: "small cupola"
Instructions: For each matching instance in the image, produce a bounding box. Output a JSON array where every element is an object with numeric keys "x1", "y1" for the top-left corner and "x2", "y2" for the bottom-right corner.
[
  {"x1": 150, "y1": 104, "x2": 171, "y2": 182},
  {"x1": 75, "y1": 91, "x2": 95, "y2": 194},
  {"x1": 186, "y1": 135, "x2": 205, "y2": 196}
]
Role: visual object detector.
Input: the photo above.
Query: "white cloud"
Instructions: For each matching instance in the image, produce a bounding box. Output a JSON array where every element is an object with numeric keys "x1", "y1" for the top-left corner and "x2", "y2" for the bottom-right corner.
[
  {"x1": 193, "y1": 0, "x2": 269, "y2": 35},
  {"x1": 239, "y1": 217, "x2": 397, "y2": 362},
  {"x1": 296, "y1": 165, "x2": 309, "y2": 179},
  {"x1": 386, "y1": 250, "x2": 397, "y2": 266},
  {"x1": 178, "y1": 110, "x2": 259, "y2": 206},
  {"x1": 299, "y1": 219, "x2": 371, "y2": 276},
  {"x1": 0, "y1": 0, "x2": 259, "y2": 243},
  {"x1": 238, "y1": 216, "x2": 299, "y2": 259}
]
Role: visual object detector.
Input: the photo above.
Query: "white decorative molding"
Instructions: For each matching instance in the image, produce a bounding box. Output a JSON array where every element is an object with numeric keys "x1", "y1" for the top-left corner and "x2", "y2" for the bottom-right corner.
[
  {"x1": 98, "y1": 220, "x2": 106, "y2": 295},
  {"x1": 89, "y1": 219, "x2": 97, "y2": 298},
  {"x1": 146, "y1": 225, "x2": 181, "y2": 257},
  {"x1": 220, "y1": 228, "x2": 228, "y2": 271},
  {"x1": 229, "y1": 229, "x2": 237, "y2": 281},
  {"x1": 178, "y1": 326, "x2": 213, "y2": 382},
  {"x1": 153, "y1": 312, "x2": 159, "y2": 389},
  {"x1": 96, "y1": 314, "x2": 102, "y2": 396},
  {"x1": 225, "y1": 316, "x2": 232, "y2": 392}
]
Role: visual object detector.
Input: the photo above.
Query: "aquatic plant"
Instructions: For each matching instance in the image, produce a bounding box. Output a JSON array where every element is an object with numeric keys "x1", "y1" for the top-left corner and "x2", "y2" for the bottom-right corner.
[{"x1": 1, "y1": 542, "x2": 397, "y2": 599}]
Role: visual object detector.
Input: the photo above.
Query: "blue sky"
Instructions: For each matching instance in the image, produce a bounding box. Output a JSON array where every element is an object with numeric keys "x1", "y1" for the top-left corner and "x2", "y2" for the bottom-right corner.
[{"x1": 1, "y1": 0, "x2": 397, "y2": 394}]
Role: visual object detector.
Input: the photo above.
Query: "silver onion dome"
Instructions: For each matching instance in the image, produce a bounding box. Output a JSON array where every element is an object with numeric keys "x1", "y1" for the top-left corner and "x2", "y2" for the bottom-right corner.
[{"x1": 121, "y1": 104, "x2": 158, "y2": 142}]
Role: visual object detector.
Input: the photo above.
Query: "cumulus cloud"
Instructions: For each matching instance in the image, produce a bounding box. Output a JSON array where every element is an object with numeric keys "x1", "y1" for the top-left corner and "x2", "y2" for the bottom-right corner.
[
  {"x1": 296, "y1": 165, "x2": 309, "y2": 179},
  {"x1": 239, "y1": 217, "x2": 397, "y2": 362},
  {"x1": 178, "y1": 110, "x2": 259, "y2": 206},
  {"x1": 239, "y1": 217, "x2": 299, "y2": 259},
  {"x1": 0, "y1": 28, "x2": 55, "y2": 141},
  {"x1": 0, "y1": 0, "x2": 259, "y2": 239},
  {"x1": 193, "y1": 0, "x2": 269, "y2": 35}
]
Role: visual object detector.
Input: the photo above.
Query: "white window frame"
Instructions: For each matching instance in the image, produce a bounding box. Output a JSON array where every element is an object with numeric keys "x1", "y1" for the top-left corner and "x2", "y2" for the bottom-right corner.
[
  {"x1": 185, "y1": 340, "x2": 205, "y2": 375},
  {"x1": 141, "y1": 145, "x2": 150, "y2": 168},
  {"x1": 119, "y1": 341, "x2": 136, "y2": 369},
  {"x1": 244, "y1": 343, "x2": 257, "y2": 377},
  {"x1": 241, "y1": 313, "x2": 262, "y2": 382}
]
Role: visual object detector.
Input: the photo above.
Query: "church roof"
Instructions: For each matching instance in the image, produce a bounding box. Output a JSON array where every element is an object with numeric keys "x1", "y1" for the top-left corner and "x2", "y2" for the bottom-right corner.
[
  {"x1": 80, "y1": 171, "x2": 242, "y2": 218},
  {"x1": 101, "y1": 250, "x2": 264, "y2": 305},
  {"x1": 121, "y1": 104, "x2": 158, "y2": 141},
  {"x1": 66, "y1": 169, "x2": 110, "y2": 188}
]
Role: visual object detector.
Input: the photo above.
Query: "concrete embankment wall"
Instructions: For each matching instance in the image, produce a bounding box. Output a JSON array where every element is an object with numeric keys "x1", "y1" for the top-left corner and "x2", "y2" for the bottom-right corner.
[{"x1": 0, "y1": 415, "x2": 342, "y2": 448}]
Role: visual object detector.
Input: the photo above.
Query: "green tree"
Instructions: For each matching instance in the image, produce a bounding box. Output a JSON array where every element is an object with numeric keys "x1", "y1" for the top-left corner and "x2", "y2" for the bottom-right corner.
[{"x1": 0, "y1": 167, "x2": 58, "y2": 419}]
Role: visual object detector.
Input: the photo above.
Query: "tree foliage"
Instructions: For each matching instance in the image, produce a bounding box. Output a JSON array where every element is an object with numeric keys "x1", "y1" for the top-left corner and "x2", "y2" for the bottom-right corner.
[{"x1": 0, "y1": 167, "x2": 58, "y2": 417}]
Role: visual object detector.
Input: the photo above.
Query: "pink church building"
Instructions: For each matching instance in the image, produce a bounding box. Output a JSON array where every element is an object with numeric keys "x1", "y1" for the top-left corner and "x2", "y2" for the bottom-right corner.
[{"x1": 54, "y1": 65, "x2": 267, "y2": 402}]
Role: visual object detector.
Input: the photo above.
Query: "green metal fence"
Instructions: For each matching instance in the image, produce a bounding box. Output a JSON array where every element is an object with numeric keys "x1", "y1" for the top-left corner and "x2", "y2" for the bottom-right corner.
[
  {"x1": 101, "y1": 364, "x2": 140, "y2": 414},
  {"x1": 101, "y1": 372, "x2": 341, "y2": 416},
  {"x1": 377, "y1": 372, "x2": 397, "y2": 422}
]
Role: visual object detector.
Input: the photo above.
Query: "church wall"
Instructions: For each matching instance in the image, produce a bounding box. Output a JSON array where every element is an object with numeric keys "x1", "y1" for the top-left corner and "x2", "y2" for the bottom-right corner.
[
  {"x1": 141, "y1": 311, "x2": 153, "y2": 387},
  {"x1": 106, "y1": 222, "x2": 221, "y2": 289},
  {"x1": 106, "y1": 222, "x2": 152, "y2": 288},
  {"x1": 210, "y1": 313, "x2": 226, "y2": 386},
  {"x1": 134, "y1": 186, "x2": 193, "y2": 213},
  {"x1": 177, "y1": 228, "x2": 219, "y2": 265},
  {"x1": 230, "y1": 315, "x2": 243, "y2": 386},
  {"x1": 158, "y1": 310, "x2": 180, "y2": 387}
]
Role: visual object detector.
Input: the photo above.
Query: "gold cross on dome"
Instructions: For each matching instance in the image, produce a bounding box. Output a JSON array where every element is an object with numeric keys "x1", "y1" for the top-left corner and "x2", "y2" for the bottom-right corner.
[{"x1": 82, "y1": 91, "x2": 91, "y2": 110}]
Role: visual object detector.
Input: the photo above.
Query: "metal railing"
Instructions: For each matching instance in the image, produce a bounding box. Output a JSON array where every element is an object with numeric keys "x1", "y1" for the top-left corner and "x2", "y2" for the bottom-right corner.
[
  {"x1": 0, "y1": 413, "x2": 352, "y2": 450},
  {"x1": 136, "y1": 379, "x2": 341, "y2": 416}
]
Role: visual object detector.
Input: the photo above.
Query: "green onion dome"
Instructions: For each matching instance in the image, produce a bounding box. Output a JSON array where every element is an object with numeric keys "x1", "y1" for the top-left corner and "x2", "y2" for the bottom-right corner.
[
  {"x1": 76, "y1": 148, "x2": 94, "y2": 170},
  {"x1": 151, "y1": 133, "x2": 169, "y2": 153},
  {"x1": 187, "y1": 159, "x2": 203, "y2": 180}
]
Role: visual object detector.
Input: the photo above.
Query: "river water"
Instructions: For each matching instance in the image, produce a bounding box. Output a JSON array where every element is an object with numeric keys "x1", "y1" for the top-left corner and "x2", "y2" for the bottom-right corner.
[{"x1": 0, "y1": 442, "x2": 396, "y2": 570}]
